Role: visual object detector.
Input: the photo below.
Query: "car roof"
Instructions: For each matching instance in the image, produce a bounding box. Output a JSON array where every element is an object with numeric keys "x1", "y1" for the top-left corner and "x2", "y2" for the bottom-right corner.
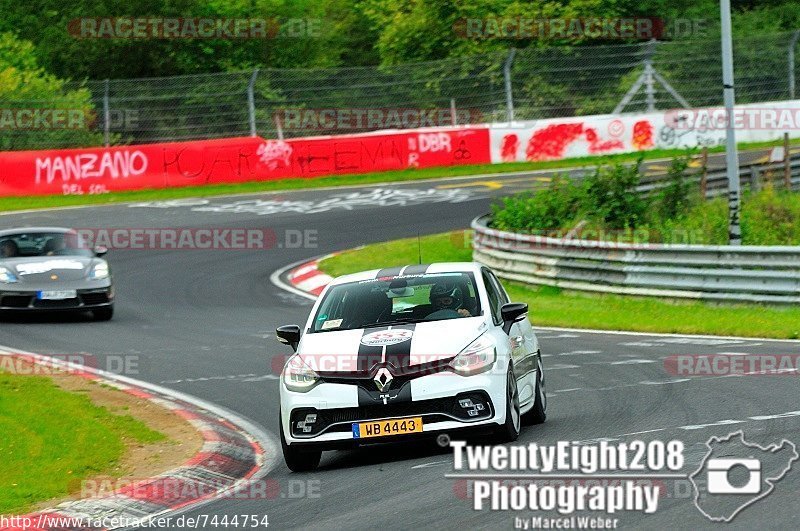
[
  {"x1": 329, "y1": 262, "x2": 485, "y2": 286},
  {"x1": 0, "y1": 227, "x2": 75, "y2": 238}
]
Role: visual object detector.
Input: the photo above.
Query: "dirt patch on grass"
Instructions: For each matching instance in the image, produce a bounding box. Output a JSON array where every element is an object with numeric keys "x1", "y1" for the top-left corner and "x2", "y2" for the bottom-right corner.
[{"x1": 15, "y1": 360, "x2": 204, "y2": 510}]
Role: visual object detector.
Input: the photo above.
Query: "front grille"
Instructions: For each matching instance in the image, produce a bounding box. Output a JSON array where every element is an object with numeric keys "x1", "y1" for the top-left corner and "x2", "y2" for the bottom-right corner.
[
  {"x1": 290, "y1": 391, "x2": 494, "y2": 437},
  {"x1": 32, "y1": 298, "x2": 80, "y2": 309},
  {"x1": 81, "y1": 292, "x2": 110, "y2": 305},
  {"x1": 1, "y1": 295, "x2": 32, "y2": 308}
]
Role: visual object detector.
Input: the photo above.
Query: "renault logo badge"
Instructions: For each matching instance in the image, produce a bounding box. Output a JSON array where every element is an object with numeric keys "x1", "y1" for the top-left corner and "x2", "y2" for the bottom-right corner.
[{"x1": 374, "y1": 367, "x2": 393, "y2": 392}]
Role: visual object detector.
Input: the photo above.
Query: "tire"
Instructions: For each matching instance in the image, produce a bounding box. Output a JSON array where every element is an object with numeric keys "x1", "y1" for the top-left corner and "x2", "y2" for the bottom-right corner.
[
  {"x1": 92, "y1": 306, "x2": 114, "y2": 321},
  {"x1": 494, "y1": 366, "x2": 521, "y2": 443},
  {"x1": 522, "y1": 353, "x2": 547, "y2": 425},
  {"x1": 279, "y1": 411, "x2": 321, "y2": 472}
]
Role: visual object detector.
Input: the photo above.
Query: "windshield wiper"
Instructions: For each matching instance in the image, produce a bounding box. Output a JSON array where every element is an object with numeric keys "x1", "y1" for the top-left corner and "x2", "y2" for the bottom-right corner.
[{"x1": 373, "y1": 318, "x2": 427, "y2": 326}]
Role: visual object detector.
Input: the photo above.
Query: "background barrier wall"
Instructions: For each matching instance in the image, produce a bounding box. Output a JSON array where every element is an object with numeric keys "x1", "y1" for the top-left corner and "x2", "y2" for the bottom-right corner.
[
  {"x1": 489, "y1": 99, "x2": 800, "y2": 163},
  {"x1": 0, "y1": 128, "x2": 490, "y2": 196}
]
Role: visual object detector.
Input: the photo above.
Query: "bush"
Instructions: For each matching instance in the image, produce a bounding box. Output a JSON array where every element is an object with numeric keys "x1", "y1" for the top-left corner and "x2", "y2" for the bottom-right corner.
[
  {"x1": 491, "y1": 175, "x2": 582, "y2": 233},
  {"x1": 581, "y1": 158, "x2": 646, "y2": 230},
  {"x1": 652, "y1": 155, "x2": 694, "y2": 222}
]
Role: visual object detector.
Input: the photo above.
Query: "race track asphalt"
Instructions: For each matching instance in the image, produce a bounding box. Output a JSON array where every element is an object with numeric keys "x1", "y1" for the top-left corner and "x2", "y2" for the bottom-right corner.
[{"x1": 1, "y1": 165, "x2": 799, "y2": 530}]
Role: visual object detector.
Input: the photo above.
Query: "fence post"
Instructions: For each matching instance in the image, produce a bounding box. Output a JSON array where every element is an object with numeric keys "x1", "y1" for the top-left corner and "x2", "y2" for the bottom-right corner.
[
  {"x1": 789, "y1": 30, "x2": 800, "y2": 99},
  {"x1": 450, "y1": 98, "x2": 457, "y2": 126},
  {"x1": 248, "y1": 68, "x2": 259, "y2": 137},
  {"x1": 700, "y1": 147, "x2": 709, "y2": 198},
  {"x1": 644, "y1": 62, "x2": 656, "y2": 113},
  {"x1": 785, "y1": 132, "x2": 792, "y2": 190},
  {"x1": 503, "y1": 48, "x2": 516, "y2": 122},
  {"x1": 103, "y1": 79, "x2": 110, "y2": 147}
]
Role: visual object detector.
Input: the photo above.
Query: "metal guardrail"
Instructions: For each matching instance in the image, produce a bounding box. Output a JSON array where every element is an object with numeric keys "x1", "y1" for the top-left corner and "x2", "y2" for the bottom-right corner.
[
  {"x1": 471, "y1": 215, "x2": 800, "y2": 304},
  {"x1": 637, "y1": 151, "x2": 800, "y2": 198}
]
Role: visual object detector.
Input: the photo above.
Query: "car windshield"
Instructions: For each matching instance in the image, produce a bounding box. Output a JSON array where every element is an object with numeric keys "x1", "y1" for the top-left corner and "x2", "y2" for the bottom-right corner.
[
  {"x1": 310, "y1": 272, "x2": 482, "y2": 332},
  {"x1": 0, "y1": 232, "x2": 93, "y2": 259}
]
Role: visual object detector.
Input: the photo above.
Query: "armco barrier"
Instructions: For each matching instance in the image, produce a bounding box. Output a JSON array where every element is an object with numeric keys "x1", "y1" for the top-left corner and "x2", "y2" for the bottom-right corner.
[
  {"x1": 0, "y1": 128, "x2": 490, "y2": 196},
  {"x1": 471, "y1": 215, "x2": 800, "y2": 304}
]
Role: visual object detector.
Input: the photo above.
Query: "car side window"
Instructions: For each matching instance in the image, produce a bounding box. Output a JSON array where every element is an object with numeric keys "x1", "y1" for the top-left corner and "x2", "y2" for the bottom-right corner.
[
  {"x1": 482, "y1": 270, "x2": 502, "y2": 325},
  {"x1": 488, "y1": 271, "x2": 510, "y2": 305}
]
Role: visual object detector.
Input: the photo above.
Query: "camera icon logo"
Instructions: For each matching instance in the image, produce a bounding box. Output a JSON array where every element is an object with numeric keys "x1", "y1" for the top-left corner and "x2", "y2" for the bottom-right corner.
[
  {"x1": 690, "y1": 431, "x2": 798, "y2": 522},
  {"x1": 706, "y1": 458, "x2": 761, "y2": 494}
]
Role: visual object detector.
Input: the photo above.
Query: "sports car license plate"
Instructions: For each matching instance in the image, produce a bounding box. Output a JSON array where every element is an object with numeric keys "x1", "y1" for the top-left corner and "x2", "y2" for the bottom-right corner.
[
  {"x1": 37, "y1": 290, "x2": 77, "y2": 300},
  {"x1": 352, "y1": 417, "x2": 423, "y2": 439}
]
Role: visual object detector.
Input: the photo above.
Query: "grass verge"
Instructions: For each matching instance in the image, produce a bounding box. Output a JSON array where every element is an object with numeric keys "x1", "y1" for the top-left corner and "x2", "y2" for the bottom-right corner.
[
  {"x1": 319, "y1": 231, "x2": 800, "y2": 339},
  {"x1": 1, "y1": 137, "x2": 792, "y2": 213},
  {"x1": 0, "y1": 370, "x2": 164, "y2": 514}
]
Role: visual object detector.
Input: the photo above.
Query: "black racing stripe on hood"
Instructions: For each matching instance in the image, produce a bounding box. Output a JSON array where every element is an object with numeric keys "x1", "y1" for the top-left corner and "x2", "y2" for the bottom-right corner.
[
  {"x1": 384, "y1": 323, "x2": 416, "y2": 371},
  {"x1": 375, "y1": 266, "x2": 404, "y2": 278},
  {"x1": 356, "y1": 326, "x2": 388, "y2": 373},
  {"x1": 402, "y1": 264, "x2": 430, "y2": 275}
]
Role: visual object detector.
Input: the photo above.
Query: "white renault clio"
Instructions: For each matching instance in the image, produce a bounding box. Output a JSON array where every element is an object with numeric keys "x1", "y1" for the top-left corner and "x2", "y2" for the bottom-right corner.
[{"x1": 276, "y1": 262, "x2": 546, "y2": 471}]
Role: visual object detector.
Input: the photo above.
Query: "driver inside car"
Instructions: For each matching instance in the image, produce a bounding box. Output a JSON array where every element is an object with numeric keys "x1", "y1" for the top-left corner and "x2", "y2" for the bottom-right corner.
[{"x1": 428, "y1": 281, "x2": 471, "y2": 317}]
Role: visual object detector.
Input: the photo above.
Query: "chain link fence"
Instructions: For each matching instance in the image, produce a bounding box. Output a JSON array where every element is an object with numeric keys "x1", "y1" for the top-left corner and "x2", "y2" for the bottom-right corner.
[{"x1": 3, "y1": 32, "x2": 800, "y2": 150}]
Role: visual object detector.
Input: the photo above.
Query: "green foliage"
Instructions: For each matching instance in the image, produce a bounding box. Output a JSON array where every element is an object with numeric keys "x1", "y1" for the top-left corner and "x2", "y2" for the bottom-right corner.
[
  {"x1": 0, "y1": 32, "x2": 105, "y2": 150},
  {"x1": 741, "y1": 185, "x2": 800, "y2": 245},
  {"x1": 490, "y1": 154, "x2": 800, "y2": 246},
  {"x1": 491, "y1": 176, "x2": 583, "y2": 233},
  {"x1": 652, "y1": 154, "x2": 694, "y2": 221},
  {"x1": 582, "y1": 158, "x2": 646, "y2": 229}
]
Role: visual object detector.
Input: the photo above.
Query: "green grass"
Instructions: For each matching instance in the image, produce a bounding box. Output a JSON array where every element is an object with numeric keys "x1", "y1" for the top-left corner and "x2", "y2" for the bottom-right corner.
[
  {"x1": 318, "y1": 231, "x2": 800, "y2": 339},
  {"x1": 2, "y1": 136, "x2": 794, "y2": 213},
  {"x1": 0, "y1": 372, "x2": 164, "y2": 514}
]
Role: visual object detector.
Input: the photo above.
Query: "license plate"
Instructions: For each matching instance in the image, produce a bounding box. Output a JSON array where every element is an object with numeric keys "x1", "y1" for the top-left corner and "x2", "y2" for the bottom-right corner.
[
  {"x1": 37, "y1": 290, "x2": 77, "y2": 300},
  {"x1": 352, "y1": 417, "x2": 423, "y2": 439}
]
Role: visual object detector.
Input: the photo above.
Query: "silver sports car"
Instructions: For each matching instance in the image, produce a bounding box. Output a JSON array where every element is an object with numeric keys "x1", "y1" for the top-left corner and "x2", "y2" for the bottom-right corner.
[{"x1": 0, "y1": 227, "x2": 114, "y2": 320}]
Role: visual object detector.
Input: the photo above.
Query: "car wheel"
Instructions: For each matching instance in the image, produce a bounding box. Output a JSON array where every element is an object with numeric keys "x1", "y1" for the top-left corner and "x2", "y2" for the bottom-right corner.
[
  {"x1": 279, "y1": 411, "x2": 321, "y2": 472},
  {"x1": 523, "y1": 353, "x2": 547, "y2": 425},
  {"x1": 92, "y1": 306, "x2": 114, "y2": 321},
  {"x1": 494, "y1": 366, "x2": 521, "y2": 442}
]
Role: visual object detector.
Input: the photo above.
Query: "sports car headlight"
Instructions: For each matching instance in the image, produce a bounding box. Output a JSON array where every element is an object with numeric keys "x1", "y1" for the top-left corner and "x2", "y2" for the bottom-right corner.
[
  {"x1": 89, "y1": 262, "x2": 109, "y2": 280},
  {"x1": 283, "y1": 356, "x2": 319, "y2": 392},
  {"x1": 0, "y1": 266, "x2": 18, "y2": 284},
  {"x1": 449, "y1": 335, "x2": 496, "y2": 376}
]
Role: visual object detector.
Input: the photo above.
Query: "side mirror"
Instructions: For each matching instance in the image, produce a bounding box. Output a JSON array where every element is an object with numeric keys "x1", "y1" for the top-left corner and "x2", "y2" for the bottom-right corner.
[
  {"x1": 501, "y1": 302, "x2": 528, "y2": 335},
  {"x1": 94, "y1": 245, "x2": 108, "y2": 257},
  {"x1": 276, "y1": 324, "x2": 301, "y2": 352}
]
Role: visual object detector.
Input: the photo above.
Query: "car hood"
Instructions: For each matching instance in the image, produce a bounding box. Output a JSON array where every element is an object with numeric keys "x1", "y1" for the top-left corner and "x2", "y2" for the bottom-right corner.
[
  {"x1": 297, "y1": 317, "x2": 486, "y2": 373},
  {"x1": 1, "y1": 256, "x2": 99, "y2": 283}
]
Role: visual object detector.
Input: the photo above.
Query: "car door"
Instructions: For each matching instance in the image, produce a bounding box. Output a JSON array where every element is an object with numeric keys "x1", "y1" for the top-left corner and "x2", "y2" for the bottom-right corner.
[{"x1": 484, "y1": 269, "x2": 538, "y2": 407}]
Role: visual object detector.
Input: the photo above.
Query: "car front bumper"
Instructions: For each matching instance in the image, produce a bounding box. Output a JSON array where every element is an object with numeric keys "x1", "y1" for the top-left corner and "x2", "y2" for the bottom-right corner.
[
  {"x1": 0, "y1": 285, "x2": 114, "y2": 311},
  {"x1": 280, "y1": 370, "x2": 507, "y2": 447}
]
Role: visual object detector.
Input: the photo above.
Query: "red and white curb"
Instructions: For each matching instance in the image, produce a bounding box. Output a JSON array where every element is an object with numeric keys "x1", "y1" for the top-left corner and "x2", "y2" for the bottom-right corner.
[
  {"x1": 286, "y1": 259, "x2": 333, "y2": 297},
  {"x1": 0, "y1": 346, "x2": 278, "y2": 531},
  {"x1": 270, "y1": 254, "x2": 338, "y2": 301}
]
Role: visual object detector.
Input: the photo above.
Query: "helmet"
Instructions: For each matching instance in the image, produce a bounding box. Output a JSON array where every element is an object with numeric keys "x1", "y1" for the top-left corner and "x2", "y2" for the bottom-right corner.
[{"x1": 429, "y1": 281, "x2": 463, "y2": 310}]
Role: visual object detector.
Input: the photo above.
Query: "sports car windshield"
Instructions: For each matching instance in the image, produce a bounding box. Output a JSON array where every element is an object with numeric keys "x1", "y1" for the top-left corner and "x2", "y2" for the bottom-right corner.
[
  {"x1": 0, "y1": 232, "x2": 93, "y2": 258},
  {"x1": 310, "y1": 272, "x2": 482, "y2": 332}
]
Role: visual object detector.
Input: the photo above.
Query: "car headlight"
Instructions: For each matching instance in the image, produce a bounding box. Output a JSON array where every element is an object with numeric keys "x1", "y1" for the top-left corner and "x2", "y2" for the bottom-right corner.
[
  {"x1": 0, "y1": 266, "x2": 18, "y2": 284},
  {"x1": 89, "y1": 262, "x2": 109, "y2": 280},
  {"x1": 449, "y1": 334, "x2": 496, "y2": 376},
  {"x1": 283, "y1": 355, "x2": 319, "y2": 392}
]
